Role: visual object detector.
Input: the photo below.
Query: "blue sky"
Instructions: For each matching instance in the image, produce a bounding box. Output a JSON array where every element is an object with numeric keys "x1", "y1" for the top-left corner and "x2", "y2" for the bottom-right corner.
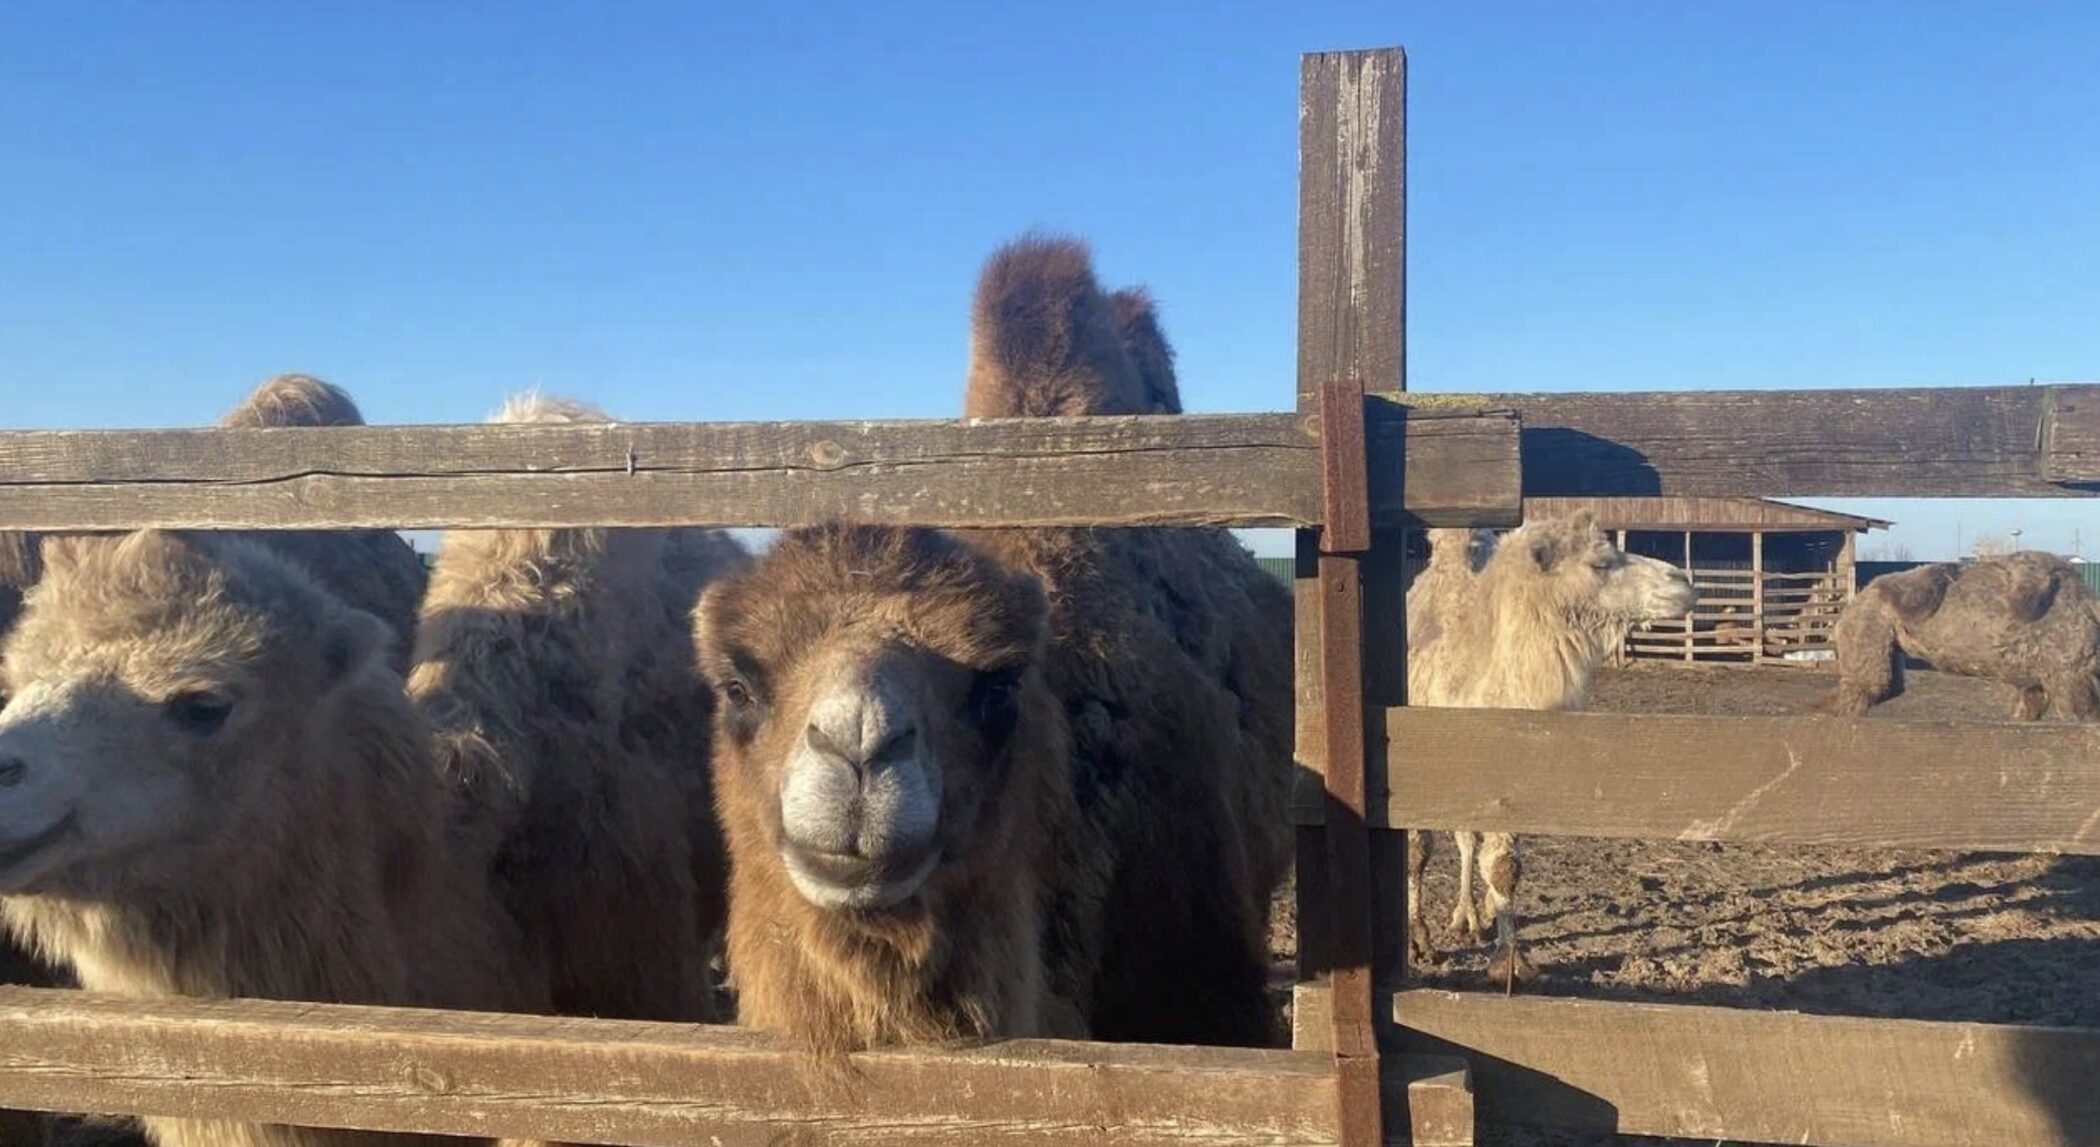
[{"x1": 2, "y1": 2, "x2": 2093, "y2": 558}]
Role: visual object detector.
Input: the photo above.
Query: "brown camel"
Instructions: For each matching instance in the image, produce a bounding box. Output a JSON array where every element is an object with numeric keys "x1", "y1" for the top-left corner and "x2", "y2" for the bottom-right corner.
[
  {"x1": 1405, "y1": 514, "x2": 1696, "y2": 983},
  {"x1": 1821, "y1": 552, "x2": 2100, "y2": 721},
  {"x1": 409, "y1": 394, "x2": 746, "y2": 1023},
  {"x1": 694, "y1": 236, "x2": 1292, "y2": 1057}
]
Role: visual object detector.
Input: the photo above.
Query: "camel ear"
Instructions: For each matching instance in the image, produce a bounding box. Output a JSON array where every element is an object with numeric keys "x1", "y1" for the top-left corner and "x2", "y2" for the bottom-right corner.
[
  {"x1": 1526, "y1": 531, "x2": 1562, "y2": 572},
  {"x1": 320, "y1": 608, "x2": 393, "y2": 689},
  {"x1": 692, "y1": 582, "x2": 734, "y2": 664}
]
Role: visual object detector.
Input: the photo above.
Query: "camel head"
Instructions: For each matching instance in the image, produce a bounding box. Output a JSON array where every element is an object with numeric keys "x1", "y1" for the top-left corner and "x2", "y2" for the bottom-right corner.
[
  {"x1": 0, "y1": 531, "x2": 394, "y2": 895},
  {"x1": 1494, "y1": 511, "x2": 1696, "y2": 635},
  {"x1": 694, "y1": 524, "x2": 1054, "y2": 917}
]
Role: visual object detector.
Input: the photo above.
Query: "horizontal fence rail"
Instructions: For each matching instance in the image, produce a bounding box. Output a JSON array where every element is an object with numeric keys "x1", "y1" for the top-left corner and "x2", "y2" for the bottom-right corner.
[
  {"x1": 0, "y1": 987, "x2": 1344, "y2": 1147},
  {"x1": 0, "y1": 410, "x2": 1521, "y2": 532},
  {"x1": 1290, "y1": 709, "x2": 2100, "y2": 853},
  {"x1": 1397, "y1": 383, "x2": 2100, "y2": 497},
  {"x1": 2, "y1": 384, "x2": 2093, "y2": 533},
  {"x1": 1392, "y1": 990, "x2": 2100, "y2": 1147}
]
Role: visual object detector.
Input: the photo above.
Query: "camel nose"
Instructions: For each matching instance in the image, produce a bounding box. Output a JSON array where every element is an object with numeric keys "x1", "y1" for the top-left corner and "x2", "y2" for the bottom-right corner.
[
  {"x1": 0, "y1": 756, "x2": 25, "y2": 788},
  {"x1": 804, "y1": 717, "x2": 918, "y2": 777}
]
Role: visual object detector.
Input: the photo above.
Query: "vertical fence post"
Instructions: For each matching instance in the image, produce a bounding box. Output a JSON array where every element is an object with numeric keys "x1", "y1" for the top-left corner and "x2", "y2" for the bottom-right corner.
[
  {"x1": 1294, "y1": 46, "x2": 1406, "y2": 1147},
  {"x1": 1752, "y1": 531, "x2": 1766, "y2": 664}
]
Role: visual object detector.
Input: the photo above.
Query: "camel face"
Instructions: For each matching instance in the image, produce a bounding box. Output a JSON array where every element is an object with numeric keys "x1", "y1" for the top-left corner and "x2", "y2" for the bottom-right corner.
[
  {"x1": 696, "y1": 525, "x2": 1047, "y2": 917},
  {"x1": 0, "y1": 532, "x2": 386, "y2": 895},
  {"x1": 1509, "y1": 514, "x2": 1695, "y2": 628}
]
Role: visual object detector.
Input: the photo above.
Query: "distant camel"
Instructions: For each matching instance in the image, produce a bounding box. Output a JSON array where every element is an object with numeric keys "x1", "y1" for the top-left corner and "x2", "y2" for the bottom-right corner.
[
  {"x1": 1405, "y1": 514, "x2": 1696, "y2": 984},
  {"x1": 1821, "y1": 552, "x2": 2100, "y2": 721}
]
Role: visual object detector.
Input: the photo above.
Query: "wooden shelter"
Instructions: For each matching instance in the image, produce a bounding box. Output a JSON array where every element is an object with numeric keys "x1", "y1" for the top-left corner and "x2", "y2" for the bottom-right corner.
[{"x1": 1525, "y1": 496, "x2": 1890, "y2": 665}]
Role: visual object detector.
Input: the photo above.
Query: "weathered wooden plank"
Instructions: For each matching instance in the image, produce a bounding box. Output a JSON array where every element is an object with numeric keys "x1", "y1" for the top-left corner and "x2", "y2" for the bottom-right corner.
[
  {"x1": 1398, "y1": 384, "x2": 2100, "y2": 497},
  {"x1": 1294, "y1": 992, "x2": 1473, "y2": 1146},
  {"x1": 0, "y1": 411, "x2": 1519, "y2": 531},
  {"x1": 1394, "y1": 989, "x2": 2100, "y2": 1147},
  {"x1": 1290, "y1": 709, "x2": 2100, "y2": 853},
  {"x1": 0, "y1": 987, "x2": 1338, "y2": 1147},
  {"x1": 1297, "y1": 44, "x2": 1408, "y2": 1147}
]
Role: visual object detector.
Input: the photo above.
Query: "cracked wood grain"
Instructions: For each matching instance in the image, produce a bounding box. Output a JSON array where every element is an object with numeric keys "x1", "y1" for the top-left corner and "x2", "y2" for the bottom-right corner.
[{"x1": 0, "y1": 411, "x2": 1518, "y2": 531}]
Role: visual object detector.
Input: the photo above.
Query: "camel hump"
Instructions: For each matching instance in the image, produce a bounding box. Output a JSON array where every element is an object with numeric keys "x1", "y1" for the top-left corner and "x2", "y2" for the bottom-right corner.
[
  {"x1": 1877, "y1": 562, "x2": 1958, "y2": 624},
  {"x1": 963, "y1": 234, "x2": 1152, "y2": 419},
  {"x1": 219, "y1": 374, "x2": 366, "y2": 428},
  {"x1": 1107, "y1": 288, "x2": 1181, "y2": 414},
  {"x1": 492, "y1": 392, "x2": 613, "y2": 425},
  {"x1": 1999, "y1": 553, "x2": 2073, "y2": 623}
]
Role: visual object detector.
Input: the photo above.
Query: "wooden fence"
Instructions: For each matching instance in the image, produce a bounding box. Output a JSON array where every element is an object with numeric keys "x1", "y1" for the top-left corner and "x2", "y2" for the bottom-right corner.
[{"x1": 2, "y1": 44, "x2": 2099, "y2": 1147}]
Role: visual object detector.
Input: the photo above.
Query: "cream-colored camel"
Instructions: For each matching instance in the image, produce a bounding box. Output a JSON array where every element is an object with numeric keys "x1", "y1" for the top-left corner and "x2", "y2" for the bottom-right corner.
[
  {"x1": 410, "y1": 394, "x2": 746, "y2": 1023},
  {"x1": 1405, "y1": 513, "x2": 1695, "y2": 983},
  {"x1": 0, "y1": 531, "x2": 544, "y2": 1147}
]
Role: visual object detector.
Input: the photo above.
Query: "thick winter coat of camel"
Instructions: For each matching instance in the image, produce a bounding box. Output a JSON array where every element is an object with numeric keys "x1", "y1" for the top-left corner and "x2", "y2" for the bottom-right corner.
[
  {"x1": 409, "y1": 394, "x2": 746, "y2": 1023},
  {"x1": 1404, "y1": 515, "x2": 1696, "y2": 983},
  {"x1": 0, "y1": 375, "x2": 428, "y2": 1147},
  {"x1": 217, "y1": 375, "x2": 429, "y2": 670},
  {"x1": 1821, "y1": 552, "x2": 2100, "y2": 721},
  {"x1": 694, "y1": 236, "x2": 1293, "y2": 1057},
  {"x1": 0, "y1": 530, "x2": 545, "y2": 1147}
]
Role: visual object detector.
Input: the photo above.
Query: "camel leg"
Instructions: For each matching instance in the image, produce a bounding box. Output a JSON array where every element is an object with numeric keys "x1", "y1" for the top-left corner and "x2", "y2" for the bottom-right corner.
[
  {"x1": 1478, "y1": 832, "x2": 1536, "y2": 988},
  {"x1": 2041, "y1": 672, "x2": 2099, "y2": 721},
  {"x1": 1447, "y1": 831, "x2": 1484, "y2": 941},
  {"x1": 1405, "y1": 829, "x2": 1435, "y2": 963},
  {"x1": 1821, "y1": 603, "x2": 1900, "y2": 716}
]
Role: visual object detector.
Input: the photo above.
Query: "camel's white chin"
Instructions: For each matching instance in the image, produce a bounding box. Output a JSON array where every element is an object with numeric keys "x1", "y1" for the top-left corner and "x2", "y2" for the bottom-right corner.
[{"x1": 784, "y1": 848, "x2": 940, "y2": 912}]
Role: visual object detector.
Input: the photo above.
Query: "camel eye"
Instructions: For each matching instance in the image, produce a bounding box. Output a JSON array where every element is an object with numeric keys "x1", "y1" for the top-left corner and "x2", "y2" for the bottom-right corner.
[
  {"x1": 165, "y1": 691, "x2": 234, "y2": 735},
  {"x1": 721, "y1": 679, "x2": 754, "y2": 710},
  {"x1": 968, "y1": 670, "x2": 1023, "y2": 736}
]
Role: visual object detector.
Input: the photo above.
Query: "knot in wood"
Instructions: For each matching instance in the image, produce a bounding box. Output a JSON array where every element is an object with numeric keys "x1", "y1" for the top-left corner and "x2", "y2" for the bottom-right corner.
[
  {"x1": 807, "y1": 440, "x2": 849, "y2": 470},
  {"x1": 408, "y1": 1064, "x2": 453, "y2": 1095}
]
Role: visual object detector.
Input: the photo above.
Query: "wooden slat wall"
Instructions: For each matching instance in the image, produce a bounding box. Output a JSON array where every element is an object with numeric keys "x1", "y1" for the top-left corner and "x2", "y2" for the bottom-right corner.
[
  {"x1": 0, "y1": 988, "x2": 1339, "y2": 1147},
  {"x1": 1288, "y1": 709, "x2": 2100, "y2": 853},
  {"x1": 1394, "y1": 989, "x2": 2100, "y2": 1147}
]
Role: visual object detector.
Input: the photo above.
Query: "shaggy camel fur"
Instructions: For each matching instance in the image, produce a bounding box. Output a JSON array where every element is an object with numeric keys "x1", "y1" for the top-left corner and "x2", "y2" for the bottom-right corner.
[
  {"x1": 409, "y1": 394, "x2": 746, "y2": 1023},
  {"x1": 1405, "y1": 514, "x2": 1695, "y2": 983},
  {"x1": 218, "y1": 375, "x2": 429, "y2": 670},
  {"x1": 0, "y1": 531, "x2": 543, "y2": 1147},
  {"x1": 0, "y1": 374, "x2": 429, "y2": 1054},
  {"x1": 695, "y1": 237, "x2": 1292, "y2": 1056},
  {"x1": 1820, "y1": 552, "x2": 2100, "y2": 721}
]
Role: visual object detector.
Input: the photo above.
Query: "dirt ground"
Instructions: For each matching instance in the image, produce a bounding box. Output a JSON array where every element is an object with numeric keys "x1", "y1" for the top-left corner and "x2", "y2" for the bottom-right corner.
[{"x1": 1272, "y1": 663, "x2": 2100, "y2": 1147}]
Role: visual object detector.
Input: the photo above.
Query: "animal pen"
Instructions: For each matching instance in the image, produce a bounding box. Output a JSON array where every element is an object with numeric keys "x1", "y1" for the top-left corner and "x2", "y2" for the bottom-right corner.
[{"x1": 0, "y1": 45, "x2": 2097, "y2": 1147}]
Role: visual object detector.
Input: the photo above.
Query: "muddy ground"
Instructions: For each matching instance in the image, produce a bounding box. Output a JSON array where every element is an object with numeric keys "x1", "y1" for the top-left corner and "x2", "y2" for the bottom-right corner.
[{"x1": 1271, "y1": 663, "x2": 2100, "y2": 1146}]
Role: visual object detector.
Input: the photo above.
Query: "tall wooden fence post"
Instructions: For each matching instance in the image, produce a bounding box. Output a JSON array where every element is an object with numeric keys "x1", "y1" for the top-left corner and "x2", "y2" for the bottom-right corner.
[{"x1": 1295, "y1": 45, "x2": 1409, "y2": 1147}]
